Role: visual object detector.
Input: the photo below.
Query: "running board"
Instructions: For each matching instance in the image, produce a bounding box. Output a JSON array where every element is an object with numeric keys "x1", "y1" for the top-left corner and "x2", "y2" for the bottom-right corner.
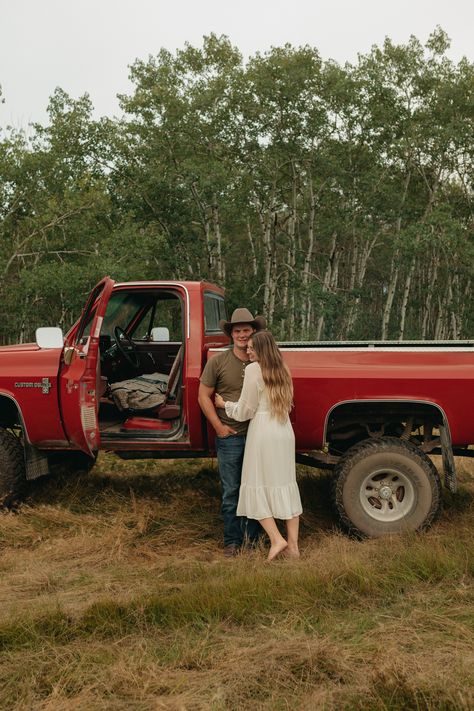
[{"x1": 295, "y1": 452, "x2": 338, "y2": 470}]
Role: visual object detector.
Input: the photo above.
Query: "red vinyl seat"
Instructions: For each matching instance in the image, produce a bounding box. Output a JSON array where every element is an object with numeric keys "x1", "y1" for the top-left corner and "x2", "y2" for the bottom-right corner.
[{"x1": 154, "y1": 345, "x2": 183, "y2": 419}]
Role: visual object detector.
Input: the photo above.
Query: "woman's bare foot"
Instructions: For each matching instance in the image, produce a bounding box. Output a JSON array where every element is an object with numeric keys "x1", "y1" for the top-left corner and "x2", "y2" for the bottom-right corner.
[
  {"x1": 267, "y1": 539, "x2": 288, "y2": 561},
  {"x1": 285, "y1": 545, "x2": 300, "y2": 559}
]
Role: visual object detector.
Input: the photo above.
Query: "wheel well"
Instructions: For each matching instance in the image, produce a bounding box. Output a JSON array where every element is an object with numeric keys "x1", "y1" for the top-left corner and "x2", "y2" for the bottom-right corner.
[
  {"x1": 325, "y1": 400, "x2": 447, "y2": 456},
  {"x1": 0, "y1": 395, "x2": 23, "y2": 430},
  {"x1": 332, "y1": 436, "x2": 442, "y2": 537}
]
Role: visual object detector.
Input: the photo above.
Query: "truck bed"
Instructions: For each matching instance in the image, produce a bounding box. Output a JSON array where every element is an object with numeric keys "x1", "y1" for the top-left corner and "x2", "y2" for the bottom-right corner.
[{"x1": 278, "y1": 340, "x2": 474, "y2": 350}]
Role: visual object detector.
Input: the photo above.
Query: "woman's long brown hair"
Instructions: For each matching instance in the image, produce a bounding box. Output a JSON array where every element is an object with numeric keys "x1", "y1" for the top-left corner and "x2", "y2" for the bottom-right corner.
[{"x1": 250, "y1": 331, "x2": 293, "y2": 422}]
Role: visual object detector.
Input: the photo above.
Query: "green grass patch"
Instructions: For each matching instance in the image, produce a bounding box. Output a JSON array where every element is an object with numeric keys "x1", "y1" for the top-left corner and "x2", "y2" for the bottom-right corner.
[
  {"x1": 1, "y1": 534, "x2": 473, "y2": 652},
  {"x1": 1, "y1": 456, "x2": 473, "y2": 709}
]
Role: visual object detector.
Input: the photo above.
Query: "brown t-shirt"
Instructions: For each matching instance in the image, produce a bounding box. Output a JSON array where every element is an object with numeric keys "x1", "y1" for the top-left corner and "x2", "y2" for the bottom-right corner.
[{"x1": 200, "y1": 348, "x2": 251, "y2": 435}]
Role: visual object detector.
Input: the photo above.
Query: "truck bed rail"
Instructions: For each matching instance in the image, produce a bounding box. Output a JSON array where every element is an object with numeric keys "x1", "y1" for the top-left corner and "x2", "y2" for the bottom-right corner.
[{"x1": 278, "y1": 340, "x2": 474, "y2": 350}]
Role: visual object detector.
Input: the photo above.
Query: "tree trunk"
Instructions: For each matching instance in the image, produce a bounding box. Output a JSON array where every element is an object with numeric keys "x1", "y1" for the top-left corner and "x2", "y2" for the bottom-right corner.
[
  {"x1": 300, "y1": 180, "x2": 316, "y2": 338},
  {"x1": 258, "y1": 186, "x2": 277, "y2": 322},
  {"x1": 212, "y1": 198, "x2": 225, "y2": 284},
  {"x1": 398, "y1": 174, "x2": 440, "y2": 339},
  {"x1": 247, "y1": 219, "x2": 258, "y2": 277},
  {"x1": 315, "y1": 232, "x2": 339, "y2": 340},
  {"x1": 286, "y1": 171, "x2": 297, "y2": 339},
  {"x1": 342, "y1": 231, "x2": 379, "y2": 338},
  {"x1": 267, "y1": 212, "x2": 278, "y2": 324},
  {"x1": 398, "y1": 252, "x2": 417, "y2": 341},
  {"x1": 421, "y1": 252, "x2": 439, "y2": 339},
  {"x1": 381, "y1": 170, "x2": 412, "y2": 339},
  {"x1": 381, "y1": 252, "x2": 399, "y2": 339}
]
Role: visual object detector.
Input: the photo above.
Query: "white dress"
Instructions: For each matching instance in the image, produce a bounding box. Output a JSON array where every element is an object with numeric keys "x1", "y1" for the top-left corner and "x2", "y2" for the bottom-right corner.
[{"x1": 225, "y1": 362, "x2": 302, "y2": 521}]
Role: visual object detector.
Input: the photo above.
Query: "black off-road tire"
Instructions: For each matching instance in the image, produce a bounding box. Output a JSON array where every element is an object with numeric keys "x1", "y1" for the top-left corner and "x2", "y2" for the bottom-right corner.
[
  {"x1": 0, "y1": 428, "x2": 27, "y2": 508},
  {"x1": 333, "y1": 436, "x2": 441, "y2": 538}
]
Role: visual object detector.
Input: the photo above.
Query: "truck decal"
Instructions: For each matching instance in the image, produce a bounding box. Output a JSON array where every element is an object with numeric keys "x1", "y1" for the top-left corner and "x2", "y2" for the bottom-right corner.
[{"x1": 14, "y1": 378, "x2": 52, "y2": 394}]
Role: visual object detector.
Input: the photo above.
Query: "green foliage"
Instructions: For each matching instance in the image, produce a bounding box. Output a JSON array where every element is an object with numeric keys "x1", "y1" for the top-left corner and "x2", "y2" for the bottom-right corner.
[{"x1": 0, "y1": 31, "x2": 472, "y2": 342}]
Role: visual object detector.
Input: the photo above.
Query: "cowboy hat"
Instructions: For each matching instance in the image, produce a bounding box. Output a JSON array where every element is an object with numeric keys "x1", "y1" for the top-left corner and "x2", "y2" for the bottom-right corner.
[{"x1": 219, "y1": 308, "x2": 267, "y2": 336}]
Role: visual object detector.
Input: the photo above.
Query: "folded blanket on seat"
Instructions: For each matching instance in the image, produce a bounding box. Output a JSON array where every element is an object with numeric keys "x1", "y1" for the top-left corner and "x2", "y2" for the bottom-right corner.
[{"x1": 109, "y1": 372, "x2": 169, "y2": 412}]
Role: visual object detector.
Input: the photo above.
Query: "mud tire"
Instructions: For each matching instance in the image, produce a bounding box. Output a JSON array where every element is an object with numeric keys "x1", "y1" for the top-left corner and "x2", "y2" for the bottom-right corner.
[
  {"x1": 0, "y1": 428, "x2": 26, "y2": 508},
  {"x1": 333, "y1": 436, "x2": 441, "y2": 538}
]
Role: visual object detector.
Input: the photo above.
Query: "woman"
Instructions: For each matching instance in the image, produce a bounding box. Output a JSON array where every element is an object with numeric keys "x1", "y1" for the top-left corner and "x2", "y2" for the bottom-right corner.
[{"x1": 215, "y1": 331, "x2": 302, "y2": 561}]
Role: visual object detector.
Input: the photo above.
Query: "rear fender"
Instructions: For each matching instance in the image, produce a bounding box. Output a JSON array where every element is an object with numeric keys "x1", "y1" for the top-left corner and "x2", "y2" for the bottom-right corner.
[{"x1": 324, "y1": 399, "x2": 455, "y2": 492}]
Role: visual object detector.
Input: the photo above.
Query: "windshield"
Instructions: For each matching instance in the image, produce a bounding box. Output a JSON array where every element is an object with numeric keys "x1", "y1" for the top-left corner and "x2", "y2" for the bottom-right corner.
[
  {"x1": 100, "y1": 292, "x2": 153, "y2": 337},
  {"x1": 80, "y1": 291, "x2": 152, "y2": 341}
]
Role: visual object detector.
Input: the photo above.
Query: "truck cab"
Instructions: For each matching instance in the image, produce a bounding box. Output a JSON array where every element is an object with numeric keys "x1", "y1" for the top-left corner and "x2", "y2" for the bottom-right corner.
[
  {"x1": 0, "y1": 278, "x2": 228, "y2": 506},
  {"x1": 60, "y1": 278, "x2": 230, "y2": 456}
]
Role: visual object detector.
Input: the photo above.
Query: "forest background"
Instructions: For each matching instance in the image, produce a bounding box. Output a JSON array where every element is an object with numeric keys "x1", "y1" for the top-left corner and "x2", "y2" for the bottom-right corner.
[{"x1": 1, "y1": 28, "x2": 472, "y2": 345}]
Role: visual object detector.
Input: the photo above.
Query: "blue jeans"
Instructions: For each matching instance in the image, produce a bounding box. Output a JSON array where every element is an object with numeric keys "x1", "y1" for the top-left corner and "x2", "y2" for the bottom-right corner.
[{"x1": 215, "y1": 434, "x2": 261, "y2": 547}]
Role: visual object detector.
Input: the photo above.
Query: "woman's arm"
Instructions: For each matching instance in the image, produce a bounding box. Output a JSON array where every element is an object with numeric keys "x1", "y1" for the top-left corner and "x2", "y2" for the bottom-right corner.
[{"x1": 220, "y1": 364, "x2": 261, "y2": 422}]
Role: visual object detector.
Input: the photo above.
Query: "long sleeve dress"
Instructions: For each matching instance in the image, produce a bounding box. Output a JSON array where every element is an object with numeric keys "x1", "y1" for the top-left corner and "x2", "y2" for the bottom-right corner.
[{"x1": 225, "y1": 361, "x2": 302, "y2": 521}]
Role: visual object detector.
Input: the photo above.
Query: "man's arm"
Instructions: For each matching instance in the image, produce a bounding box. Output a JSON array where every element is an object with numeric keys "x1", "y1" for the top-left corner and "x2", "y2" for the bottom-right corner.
[{"x1": 198, "y1": 383, "x2": 236, "y2": 437}]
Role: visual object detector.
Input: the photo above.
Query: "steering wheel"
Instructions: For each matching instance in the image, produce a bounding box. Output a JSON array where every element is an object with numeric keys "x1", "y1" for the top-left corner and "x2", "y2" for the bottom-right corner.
[{"x1": 113, "y1": 326, "x2": 140, "y2": 369}]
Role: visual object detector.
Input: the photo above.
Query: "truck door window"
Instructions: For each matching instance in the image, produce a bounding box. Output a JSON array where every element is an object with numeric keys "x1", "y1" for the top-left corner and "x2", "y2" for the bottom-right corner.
[
  {"x1": 80, "y1": 292, "x2": 151, "y2": 344},
  {"x1": 204, "y1": 293, "x2": 227, "y2": 334},
  {"x1": 132, "y1": 294, "x2": 182, "y2": 341},
  {"x1": 75, "y1": 280, "x2": 111, "y2": 345}
]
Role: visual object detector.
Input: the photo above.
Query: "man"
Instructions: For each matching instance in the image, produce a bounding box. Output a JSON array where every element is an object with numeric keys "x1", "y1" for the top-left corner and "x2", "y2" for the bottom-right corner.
[{"x1": 198, "y1": 308, "x2": 266, "y2": 557}]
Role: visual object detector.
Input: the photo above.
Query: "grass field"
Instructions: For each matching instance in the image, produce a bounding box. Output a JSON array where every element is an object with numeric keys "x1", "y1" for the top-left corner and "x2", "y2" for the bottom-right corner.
[{"x1": 0, "y1": 453, "x2": 473, "y2": 710}]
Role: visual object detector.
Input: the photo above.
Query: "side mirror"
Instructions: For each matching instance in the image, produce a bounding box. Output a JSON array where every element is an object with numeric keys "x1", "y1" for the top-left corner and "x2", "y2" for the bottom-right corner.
[
  {"x1": 151, "y1": 327, "x2": 170, "y2": 342},
  {"x1": 36, "y1": 327, "x2": 64, "y2": 349}
]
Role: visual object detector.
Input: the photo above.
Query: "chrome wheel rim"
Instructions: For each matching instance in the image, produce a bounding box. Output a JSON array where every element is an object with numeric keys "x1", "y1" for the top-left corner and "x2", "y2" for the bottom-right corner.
[{"x1": 360, "y1": 467, "x2": 415, "y2": 522}]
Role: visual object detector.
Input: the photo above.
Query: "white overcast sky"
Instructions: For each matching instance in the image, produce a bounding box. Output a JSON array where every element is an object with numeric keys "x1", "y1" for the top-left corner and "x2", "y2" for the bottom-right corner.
[{"x1": 1, "y1": 0, "x2": 473, "y2": 129}]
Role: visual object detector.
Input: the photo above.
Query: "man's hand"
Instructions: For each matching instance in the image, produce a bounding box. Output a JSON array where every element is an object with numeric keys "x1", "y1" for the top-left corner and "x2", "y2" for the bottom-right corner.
[
  {"x1": 215, "y1": 423, "x2": 237, "y2": 438},
  {"x1": 199, "y1": 382, "x2": 237, "y2": 437}
]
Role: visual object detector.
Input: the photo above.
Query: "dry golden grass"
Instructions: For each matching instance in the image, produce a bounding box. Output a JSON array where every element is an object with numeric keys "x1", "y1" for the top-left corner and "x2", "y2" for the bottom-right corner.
[{"x1": 0, "y1": 453, "x2": 473, "y2": 710}]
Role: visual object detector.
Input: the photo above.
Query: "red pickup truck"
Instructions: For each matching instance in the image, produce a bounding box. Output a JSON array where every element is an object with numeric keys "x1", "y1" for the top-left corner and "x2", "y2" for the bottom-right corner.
[{"x1": 0, "y1": 277, "x2": 471, "y2": 537}]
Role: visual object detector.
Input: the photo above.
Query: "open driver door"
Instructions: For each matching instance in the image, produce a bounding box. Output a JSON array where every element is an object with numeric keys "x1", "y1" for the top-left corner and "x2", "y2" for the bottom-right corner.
[{"x1": 59, "y1": 277, "x2": 115, "y2": 455}]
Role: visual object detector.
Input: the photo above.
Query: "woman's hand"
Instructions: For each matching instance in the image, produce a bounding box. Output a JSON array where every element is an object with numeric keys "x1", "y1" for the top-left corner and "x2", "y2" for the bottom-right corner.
[{"x1": 214, "y1": 393, "x2": 225, "y2": 409}]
